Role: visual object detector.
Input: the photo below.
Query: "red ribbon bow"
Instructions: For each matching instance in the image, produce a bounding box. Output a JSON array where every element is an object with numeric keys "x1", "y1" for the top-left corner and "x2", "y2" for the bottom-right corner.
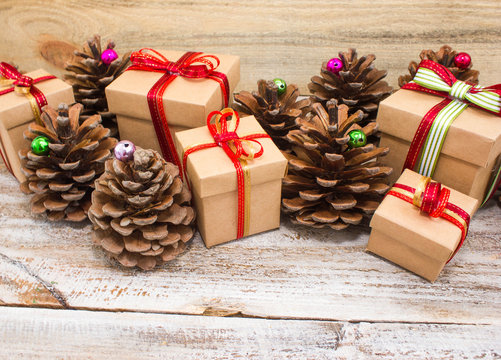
[
  {"x1": 126, "y1": 49, "x2": 230, "y2": 177},
  {"x1": 387, "y1": 176, "x2": 471, "y2": 262},
  {"x1": 183, "y1": 108, "x2": 269, "y2": 239},
  {"x1": 0, "y1": 62, "x2": 55, "y2": 97},
  {"x1": 0, "y1": 62, "x2": 55, "y2": 178}
]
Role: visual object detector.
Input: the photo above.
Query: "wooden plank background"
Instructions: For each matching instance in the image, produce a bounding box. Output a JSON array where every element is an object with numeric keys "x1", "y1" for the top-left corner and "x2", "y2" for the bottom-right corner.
[
  {"x1": 1, "y1": 0, "x2": 501, "y2": 93},
  {"x1": 1, "y1": 1, "x2": 501, "y2": 358}
]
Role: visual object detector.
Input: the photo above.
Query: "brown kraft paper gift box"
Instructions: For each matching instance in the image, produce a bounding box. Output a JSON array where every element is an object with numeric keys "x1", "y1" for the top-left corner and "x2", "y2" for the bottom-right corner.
[
  {"x1": 105, "y1": 50, "x2": 240, "y2": 155},
  {"x1": 0, "y1": 69, "x2": 74, "y2": 182},
  {"x1": 367, "y1": 169, "x2": 478, "y2": 282},
  {"x1": 377, "y1": 89, "x2": 501, "y2": 204},
  {"x1": 175, "y1": 115, "x2": 288, "y2": 248}
]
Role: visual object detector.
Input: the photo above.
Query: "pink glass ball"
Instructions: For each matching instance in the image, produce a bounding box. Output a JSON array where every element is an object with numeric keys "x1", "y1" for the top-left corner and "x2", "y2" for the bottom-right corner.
[
  {"x1": 101, "y1": 48, "x2": 119, "y2": 65},
  {"x1": 114, "y1": 140, "x2": 136, "y2": 162},
  {"x1": 454, "y1": 52, "x2": 471, "y2": 69},
  {"x1": 326, "y1": 58, "x2": 343, "y2": 74}
]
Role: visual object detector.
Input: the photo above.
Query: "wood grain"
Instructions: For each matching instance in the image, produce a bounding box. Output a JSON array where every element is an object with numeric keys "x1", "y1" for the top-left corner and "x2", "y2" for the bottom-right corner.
[
  {"x1": 1, "y1": 1, "x2": 500, "y2": 93},
  {"x1": 1, "y1": 306, "x2": 500, "y2": 359},
  {"x1": 1, "y1": 165, "x2": 500, "y2": 325}
]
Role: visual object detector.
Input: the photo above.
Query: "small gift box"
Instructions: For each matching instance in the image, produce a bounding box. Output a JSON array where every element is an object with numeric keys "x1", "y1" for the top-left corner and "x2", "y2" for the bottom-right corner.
[
  {"x1": 368, "y1": 169, "x2": 478, "y2": 282},
  {"x1": 0, "y1": 64, "x2": 74, "y2": 182},
  {"x1": 105, "y1": 49, "x2": 240, "y2": 173},
  {"x1": 377, "y1": 60, "x2": 501, "y2": 206},
  {"x1": 175, "y1": 109, "x2": 288, "y2": 248}
]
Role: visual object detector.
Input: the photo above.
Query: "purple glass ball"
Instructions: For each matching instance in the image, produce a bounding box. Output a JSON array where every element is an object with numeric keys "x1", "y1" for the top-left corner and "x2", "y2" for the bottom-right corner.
[
  {"x1": 101, "y1": 48, "x2": 119, "y2": 65},
  {"x1": 454, "y1": 52, "x2": 471, "y2": 69},
  {"x1": 114, "y1": 140, "x2": 136, "y2": 162},
  {"x1": 326, "y1": 58, "x2": 343, "y2": 74}
]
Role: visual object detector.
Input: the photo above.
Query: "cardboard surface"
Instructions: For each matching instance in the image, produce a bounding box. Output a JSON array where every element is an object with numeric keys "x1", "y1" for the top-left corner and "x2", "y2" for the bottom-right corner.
[
  {"x1": 368, "y1": 169, "x2": 478, "y2": 282},
  {"x1": 175, "y1": 115, "x2": 288, "y2": 247},
  {"x1": 106, "y1": 50, "x2": 240, "y2": 129},
  {"x1": 377, "y1": 89, "x2": 501, "y2": 202},
  {"x1": 0, "y1": 69, "x2": 74, "y2": 182}
]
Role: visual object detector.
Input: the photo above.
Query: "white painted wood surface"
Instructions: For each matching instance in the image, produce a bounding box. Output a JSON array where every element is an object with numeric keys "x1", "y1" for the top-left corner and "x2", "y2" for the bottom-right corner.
[
  {"x1": 1, "y1": 162, "x2": 500, "y2": 357},
  {"x1": 1, "y1": 307, "x2": 500, "y2": 359}
]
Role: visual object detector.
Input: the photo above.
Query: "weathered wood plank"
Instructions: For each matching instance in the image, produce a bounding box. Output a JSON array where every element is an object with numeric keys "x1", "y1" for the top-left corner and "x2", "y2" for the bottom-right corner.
[
  {"x1": 1, "y1": 165, "x2": 500, "y2": 324},
  {"x1": 0, "y1": 306, "x2": 500, "y2": 359},
  {"x1": 0, "y1": 1, "x2": 500, "y2": 92}
]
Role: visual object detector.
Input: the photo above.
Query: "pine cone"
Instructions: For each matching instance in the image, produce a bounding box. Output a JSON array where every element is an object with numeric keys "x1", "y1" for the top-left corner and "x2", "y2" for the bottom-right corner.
[
  {"x1": 234, "y1": 80, "x2": 311, "y2": 150},
  {"x1": 398, "y1": 45, "x2": 479, "y2": 87},
  {"x1": 282, "y1": 100, "x2": 392, "y2": 230},
  {"x1": 19, "y1": 103, "x2": 117, "y2": 222},
  {"x1": 308, "y1": 49, "x2": 393, "y2": 125},
  {"x1": 88, "y1": 147, "x2": 196, "y2": 270},
  {"x1": 64, "y1": 34, "x2": 130, "y2": 137}
]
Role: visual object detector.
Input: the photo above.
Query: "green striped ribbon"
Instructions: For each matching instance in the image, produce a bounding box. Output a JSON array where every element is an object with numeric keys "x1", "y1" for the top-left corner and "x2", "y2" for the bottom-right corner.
[{"x1": 411, "y1": 67, "x2": 501, "y2": 178}]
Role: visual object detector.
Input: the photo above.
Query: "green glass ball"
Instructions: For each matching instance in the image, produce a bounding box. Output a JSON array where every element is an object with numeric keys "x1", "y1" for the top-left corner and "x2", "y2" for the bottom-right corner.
[
  {"x1": 347, "y1": 130, "x2": 367, "y2": 149},
  {"x1": 31, "y1": 136, "x2": 50, "y2": 156},
  {"x1": 273, "y1": 78, "x2": 287, "y2": 96}
]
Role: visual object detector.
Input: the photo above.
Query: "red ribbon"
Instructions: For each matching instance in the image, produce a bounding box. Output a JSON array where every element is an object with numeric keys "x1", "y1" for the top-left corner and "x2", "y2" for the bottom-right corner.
[
  {"x1": 0, "y1": 62, "x2": 56, "y2": 177},
  {"x1": 387, "y1": 178, "x2": 471, "y2": 263},
  {"x1": 182, "y1": 109, "x2": 269, "y2": 239},
  {"x1": 127, "y1": 49, "x2": 230, "y2": 178}
]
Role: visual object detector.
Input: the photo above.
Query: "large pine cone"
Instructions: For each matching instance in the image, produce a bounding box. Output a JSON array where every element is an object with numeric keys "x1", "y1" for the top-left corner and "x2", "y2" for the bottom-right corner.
[
  {"x1": 308, "y1": 49, "x2": 393, "y2": 126},
  {"x1": 19, "y1": 103, "x2": 117, "y2": 221},
  {"x1": 398, "y1": 45, "x2": 479, "y2": 87},
  {"x1": 88, "y1": 147, "x2": 196, "y2": 270},
  {"x1": 282, "y1": 100, "x2": 392, "y2": 230},
  {"x1": 64, "y1": 34, "x2": 130, "y2": 137},
  {"x1": 234, "y1": 79, "x2": 311, "y2": 150}
]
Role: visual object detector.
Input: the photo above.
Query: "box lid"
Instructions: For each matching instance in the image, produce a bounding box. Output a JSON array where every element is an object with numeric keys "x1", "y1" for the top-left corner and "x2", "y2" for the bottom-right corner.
[
  {"x1": 377, "y1": 89, "x2": 501, "y2": 168},
  {"x1": 0, "y1": 69, "x2": 73, "y2": 130},
  {"x1": 105, "y1": 50, "x2": 240, "y2": 128},
  {"x1": 175, "y1": 115, "x2": 288, "y2": 198},
  {"x1": 369, "y1": 169, "x2": 478, "y2": 262}
]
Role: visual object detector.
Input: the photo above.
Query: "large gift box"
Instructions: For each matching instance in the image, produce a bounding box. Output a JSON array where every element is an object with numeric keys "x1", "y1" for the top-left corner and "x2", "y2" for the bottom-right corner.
[
  {"x1": 367, "y1": 169, "x2": 478, "y2": 282},
  {"x1": 105, "y1": 49, "x2": 240, "y2": 161},
  {"x1": 0, "y1": 66, "x2": 74, "y2": 182},
  {"x1": 377, "y1": 60, "x2": 501, "y2": 205},
  {"x1": 175, "y1": 110, "x2": 288, "y2": 248}
]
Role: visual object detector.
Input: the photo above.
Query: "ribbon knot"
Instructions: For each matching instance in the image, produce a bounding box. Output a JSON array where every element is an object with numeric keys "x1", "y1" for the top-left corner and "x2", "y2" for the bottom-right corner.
[
  {"x1": 387, "y1": 175, "x2": 471, "y2": 262},
  {"x1": 412, "y1": 176, "x2": 450, "y2": 218},
  {"x1": 449, "y1": 80, "x2": 472, "y2": 101},
  {"x1": 213, "y1": 131, "x2": 239, "y2": 147}
]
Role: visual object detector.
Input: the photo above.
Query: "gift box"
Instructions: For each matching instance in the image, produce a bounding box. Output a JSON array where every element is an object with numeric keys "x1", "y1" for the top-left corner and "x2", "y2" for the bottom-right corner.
[
  {"x1": 377, "y1": 62, "x2": 501, "y2": 205},
  {"x1": 0, "y1": 68, "x2": 74, "y2": 182},
  {"x1": 174, "y1": 112, "x2": 288, "y2": 248},
  {"x1": 367, "y1": 169, "x2": 478, "y2": 282},
  {"x1": 105, "y1": 49, "x2": 240, "y2": 158}
]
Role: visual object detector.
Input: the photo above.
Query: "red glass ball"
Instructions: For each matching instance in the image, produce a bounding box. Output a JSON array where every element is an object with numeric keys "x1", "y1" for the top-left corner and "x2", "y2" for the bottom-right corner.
[{"x1": 454, "y1": 52, "x2": 471, "y2": 69}]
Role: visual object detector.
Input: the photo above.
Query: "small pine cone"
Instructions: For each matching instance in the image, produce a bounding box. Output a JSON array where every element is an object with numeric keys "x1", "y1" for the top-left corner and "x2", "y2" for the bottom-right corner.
[
  {"x1": 282, "y1": 100, "x2": 392, "y2": 230},
  {"x1": 398, "y1": 45, "x2": 479, "y2": 87},
  {"x1": 234, "y1": 79, "x2": 311, "y2": 151},
  {"x1": 64, "y1": 34, "x2": 130, "y2": 137},
  {"x1": 88, "y1": 148, "x2": 196, "y2": 270},
  {"x1": 308, "y1": 49, "x2": 393, "y2": 125},
  {"x1": 19, "y1": 103, "x2": 117, "y2": 222}
]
